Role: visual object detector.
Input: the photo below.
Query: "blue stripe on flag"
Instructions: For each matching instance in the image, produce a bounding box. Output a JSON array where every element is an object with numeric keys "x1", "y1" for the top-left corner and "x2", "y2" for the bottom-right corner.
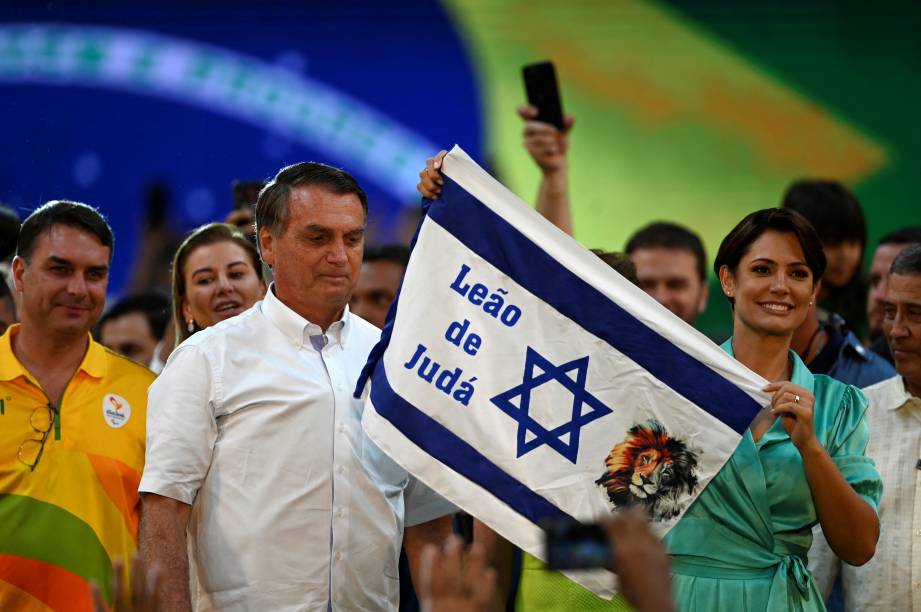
[
  {"x1": 428, "y1": 178, "x2": 761, "y2": 434},
  {"x1": 370, "y1": 361, "x2": 573, "y2": 525}
]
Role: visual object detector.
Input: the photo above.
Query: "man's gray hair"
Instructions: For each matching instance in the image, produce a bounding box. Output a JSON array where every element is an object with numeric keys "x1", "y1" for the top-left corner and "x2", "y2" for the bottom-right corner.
[
  {"x1": 255, "y1": 162, "x2": 368, "y2": 239},
  {"x1": 891, "y1": 243, "x2": 921, "y2": 277}
]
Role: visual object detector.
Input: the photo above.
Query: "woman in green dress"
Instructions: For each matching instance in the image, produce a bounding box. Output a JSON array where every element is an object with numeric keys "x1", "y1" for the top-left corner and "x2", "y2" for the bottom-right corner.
[{"x1": 664, "y1": 208, "x2": 882, "y2": 611}]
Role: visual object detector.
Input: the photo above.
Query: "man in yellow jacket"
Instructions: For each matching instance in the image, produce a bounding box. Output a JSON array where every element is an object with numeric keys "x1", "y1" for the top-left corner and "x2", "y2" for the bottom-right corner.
[{"x1": 0, "y1": 200, "x2": 154, "y2": 610}]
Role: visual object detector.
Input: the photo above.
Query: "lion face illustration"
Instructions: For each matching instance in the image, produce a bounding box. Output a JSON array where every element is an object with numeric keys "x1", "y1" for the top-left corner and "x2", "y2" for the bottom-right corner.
[{"x1": 595, "y1": 420, "x2": 699, "y2": 521}]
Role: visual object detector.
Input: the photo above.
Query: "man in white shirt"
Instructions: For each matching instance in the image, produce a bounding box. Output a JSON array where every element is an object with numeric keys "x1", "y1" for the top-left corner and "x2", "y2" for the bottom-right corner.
[
  {"x1": 138, "y1": 162, "x2": 455, "y2": 611},
  {"x1": 810, "y1": 243, "x2": 921, "y2": 609}
]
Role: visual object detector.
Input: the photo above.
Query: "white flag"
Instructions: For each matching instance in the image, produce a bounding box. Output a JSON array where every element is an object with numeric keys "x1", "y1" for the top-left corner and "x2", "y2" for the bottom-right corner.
[{"x1": 356, "y1": 146, "x2": 770, "y2": 597}]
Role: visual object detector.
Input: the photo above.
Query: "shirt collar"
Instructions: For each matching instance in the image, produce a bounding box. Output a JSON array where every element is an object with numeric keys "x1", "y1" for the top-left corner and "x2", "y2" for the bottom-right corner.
[
  {"x1": 0, "y1": 324, "x2": 107, "y2": 382},
  {"x1": 720, "y1": 336, "x2": 815, "y2": 393},
  {"x1": 876, "y1": 375, "x2": 918, "y2": 411},
  {"x1": 261, "y1": 284, "x2": 350, "y2": 349}
]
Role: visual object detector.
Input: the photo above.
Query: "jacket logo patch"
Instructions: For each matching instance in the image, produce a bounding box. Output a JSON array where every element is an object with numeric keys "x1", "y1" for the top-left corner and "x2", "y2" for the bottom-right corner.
[{"x1": 103, "y1": 393, "x2": 131, "y2": 428}]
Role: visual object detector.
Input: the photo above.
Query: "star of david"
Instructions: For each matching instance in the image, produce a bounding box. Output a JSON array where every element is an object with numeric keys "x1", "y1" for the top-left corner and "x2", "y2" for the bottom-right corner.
[{"x1": 490, "y1": 347, "x2": 613, "y2": 464}]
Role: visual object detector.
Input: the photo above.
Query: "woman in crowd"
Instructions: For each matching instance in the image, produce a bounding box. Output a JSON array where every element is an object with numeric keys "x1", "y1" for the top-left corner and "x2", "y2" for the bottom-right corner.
[
  {"x1": 664, "y1": 208, "x2": 881, "y2": 610},
  {"x1": 171, "y1": 223, "x2": 267, "y2": 347}
]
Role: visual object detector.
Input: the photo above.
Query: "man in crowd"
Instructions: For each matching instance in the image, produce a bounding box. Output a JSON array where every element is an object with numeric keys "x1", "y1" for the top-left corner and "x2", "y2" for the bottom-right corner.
[
  {"x1": 514, "y1": 105, "x2": 708, "y2": 326},
  {"x1": 0, "y1": 201, "x2": 154, "y2": 607},
  {"x1": 97, "y1": 290, "x2": 170, "y2": 368},
  {"x1": 866, "y1": 227, "x2": 921, "y2": 362},
  {"x1": 811, "y1": 243, "x2": 921, "y2": 609},
  {"x1": 350, "y1": 244, "x2": 410, "y2": 328},
  {"x1": 139, "y1": 162, "x2": 454, "y2": 611},
  {"x1": 624, "y1": 222, "x2": 708, "y2": 326}
]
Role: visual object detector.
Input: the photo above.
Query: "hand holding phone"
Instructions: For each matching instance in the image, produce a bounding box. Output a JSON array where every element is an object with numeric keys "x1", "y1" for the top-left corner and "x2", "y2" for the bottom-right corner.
[
  {"x1": 543, "y1": 517, "x2": 613, "y2": 570},
  {"x1": 544, "y1": 512, "x2": 674, "y2": 612}
]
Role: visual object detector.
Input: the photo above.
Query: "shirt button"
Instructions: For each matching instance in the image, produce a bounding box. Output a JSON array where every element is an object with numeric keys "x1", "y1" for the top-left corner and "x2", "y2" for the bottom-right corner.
[
  {"x1": 335, "y1": 551, "x2": 343, "y2": 561},
  {"x1": 916, "y1": 529, "x2": 921, "y2": 537},
  {"x1": 337, "y1": 465, "x2": 346, "y2": 475}
]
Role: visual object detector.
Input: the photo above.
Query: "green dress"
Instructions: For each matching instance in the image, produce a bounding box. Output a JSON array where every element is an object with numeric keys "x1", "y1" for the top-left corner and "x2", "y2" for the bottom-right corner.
[{"x1": 663, "y1": 340, "x2": 883, "y2": 611}]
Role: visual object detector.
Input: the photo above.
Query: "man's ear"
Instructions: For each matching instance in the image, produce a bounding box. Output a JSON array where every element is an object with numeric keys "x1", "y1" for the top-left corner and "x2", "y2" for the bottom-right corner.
[
  {"x1": 258, "y1": 227, "x2": 275, "y2": 268},
  {"x1": 11, "y1": 256, "x2": 26, "y2": 292}
]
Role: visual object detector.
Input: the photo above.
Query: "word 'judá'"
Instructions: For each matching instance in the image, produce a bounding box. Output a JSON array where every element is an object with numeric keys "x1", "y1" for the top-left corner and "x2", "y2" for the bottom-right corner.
[
  {"x1": 404, "y1": 343, "x2": 476, "y2": 407},
  {"x1": 449, "y1": 264, "x2": 522, "y2": 327}
]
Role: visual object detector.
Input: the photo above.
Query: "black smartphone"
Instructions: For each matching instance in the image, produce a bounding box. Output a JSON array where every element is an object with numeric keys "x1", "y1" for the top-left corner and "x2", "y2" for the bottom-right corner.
[
  {"x1": 522, "y1": 61, "x2": 565, "y2": 130},
  {"x1": 232, "y1": 180, "x2": 266, "y2": 211},
  {"x1": 542, "y1": 517, "x2": 613, "y2": 570}
]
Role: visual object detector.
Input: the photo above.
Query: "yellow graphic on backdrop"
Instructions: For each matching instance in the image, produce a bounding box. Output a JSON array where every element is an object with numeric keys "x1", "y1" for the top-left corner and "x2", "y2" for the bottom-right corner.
[{"x1": 445, "y1": 0, "x2": 887, "y2": 261}]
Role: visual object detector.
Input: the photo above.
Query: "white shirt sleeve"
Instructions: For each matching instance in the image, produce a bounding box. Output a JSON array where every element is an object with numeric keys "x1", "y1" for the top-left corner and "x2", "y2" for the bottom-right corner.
[
  {"x1": 808, "y1": 523, "x2": 840, "y2": 601},
  {"x1": 403, "y1": 475, "x2": 458, "y2": 527},
  {"x1": 138, "y1": 344, "x2": 218, "y2": 504}
]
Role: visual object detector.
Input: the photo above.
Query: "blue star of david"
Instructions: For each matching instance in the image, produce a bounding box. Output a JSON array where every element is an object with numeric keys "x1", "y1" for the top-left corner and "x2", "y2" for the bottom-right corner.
[{"x1": 490, "y1": 347, "x2": 613, "y2": 464}]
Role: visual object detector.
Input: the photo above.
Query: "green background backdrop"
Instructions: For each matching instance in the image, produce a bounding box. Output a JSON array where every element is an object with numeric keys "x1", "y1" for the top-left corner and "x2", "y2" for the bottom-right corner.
[{"x1": 445, "y1": 0, "x2": 920, "y2": 338}]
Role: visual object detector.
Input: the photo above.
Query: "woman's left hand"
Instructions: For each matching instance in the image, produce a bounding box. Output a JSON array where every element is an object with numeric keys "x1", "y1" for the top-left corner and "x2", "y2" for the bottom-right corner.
[{"x1": 763, "y1": 381, "x2": 818, "y2": 452}]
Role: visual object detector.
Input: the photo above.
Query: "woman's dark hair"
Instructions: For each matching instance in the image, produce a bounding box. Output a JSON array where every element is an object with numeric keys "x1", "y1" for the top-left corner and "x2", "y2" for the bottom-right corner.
[
  {"x1": 714, "y1": 208, "x2": 826, "y2": 304},
  {"x1": 171, "y1": 223, "x2": 264, "y2": 345}
]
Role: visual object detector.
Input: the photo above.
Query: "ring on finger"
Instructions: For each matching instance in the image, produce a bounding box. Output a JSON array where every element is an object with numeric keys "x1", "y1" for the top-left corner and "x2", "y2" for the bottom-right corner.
[{"x1": 793, "y1": 394, "x2": 801, "y2": 404}]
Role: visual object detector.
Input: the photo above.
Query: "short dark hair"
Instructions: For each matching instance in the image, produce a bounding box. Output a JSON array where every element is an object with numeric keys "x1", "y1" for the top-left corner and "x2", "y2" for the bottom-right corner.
[
  {"x1": 625, "y1": 222, "x2": 707, "y2": 282},
  {"x1": 98, "y1": 290, "x2": 171, "y2": 342},
  {"x1": 16, "y1": 200, "x2": 114, "y2": 262},
  {"x1": 714, "y1": 208, "x2": 826, "y2": 304},
  {"x1": 781, "y1": 179, "x2": 867, "y2": 248},
  {"x1": 891, "y1": 243, "x2": 921, "y2": 277},
  {"x1": 879, "y1": 226, "x2": 921, "y2": 247},
  {"x1": 363, "y1": 244, "x2": 410, "y2": 268},
  {"x1": 255, "y1": 162, "x2": 368, "y2": 239},
  {"x1": 590, "y1": 249, "x2": 640, "y2": 287}
]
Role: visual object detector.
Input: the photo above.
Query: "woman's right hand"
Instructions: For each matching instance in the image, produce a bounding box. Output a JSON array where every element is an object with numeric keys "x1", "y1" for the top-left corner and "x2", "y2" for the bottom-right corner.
[{"x1": 417, "y1": 150, "x2": 448, "y2": 199}]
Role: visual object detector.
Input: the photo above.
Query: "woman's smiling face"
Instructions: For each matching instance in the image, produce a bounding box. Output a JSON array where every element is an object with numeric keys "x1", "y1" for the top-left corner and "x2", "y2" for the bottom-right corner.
[
  {"x1": 181, "y1": 240, "x2": 265, "y2": 330},
  {"x1": 721, "y1": 229, "x2": 817, "y2": 338}
]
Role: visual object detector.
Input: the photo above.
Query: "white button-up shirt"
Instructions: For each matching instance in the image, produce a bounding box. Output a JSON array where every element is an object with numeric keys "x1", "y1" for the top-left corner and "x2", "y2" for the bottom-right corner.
[
  {"x1": 809, "y1": 375, "x2": 921, "y2": 610},
  {"x1": 139, "y1": 287, "x2": 454, "y2": 611}
]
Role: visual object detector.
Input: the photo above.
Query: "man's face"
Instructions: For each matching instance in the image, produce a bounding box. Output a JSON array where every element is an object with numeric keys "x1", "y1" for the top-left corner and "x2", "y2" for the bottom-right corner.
[
  {"x1": 12, "y1": 224, "x2": 109, "y2": 339},
  {"x1": 349, "y1": 260, "x2": 405, "y2": 328},
  {"x1": 883, "y1": 273, "x2": 921, "y2": 394},
  {"x1": 100, "y1": 312, "x2": 158, "y2": 366},
  {"x1": 259, "y1": 186, "x2": 365, "y2": 319},
  {"x1": 629, "y1": 247, "x2": 708, "y2": 325},
  {"x1": 867, "y1": 243, "x2": 910, "y2": 340}
]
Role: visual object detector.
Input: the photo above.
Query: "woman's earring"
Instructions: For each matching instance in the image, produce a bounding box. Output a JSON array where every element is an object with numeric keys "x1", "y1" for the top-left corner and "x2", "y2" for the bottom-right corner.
[{"x1": 187, "y1": 320, "x2": 195, "y2": 333}]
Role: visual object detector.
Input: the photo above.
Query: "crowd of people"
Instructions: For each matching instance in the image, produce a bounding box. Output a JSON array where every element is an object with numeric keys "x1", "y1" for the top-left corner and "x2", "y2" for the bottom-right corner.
[{"x1": 0, "y1": 103, "x2": 919, "y2": 612}]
